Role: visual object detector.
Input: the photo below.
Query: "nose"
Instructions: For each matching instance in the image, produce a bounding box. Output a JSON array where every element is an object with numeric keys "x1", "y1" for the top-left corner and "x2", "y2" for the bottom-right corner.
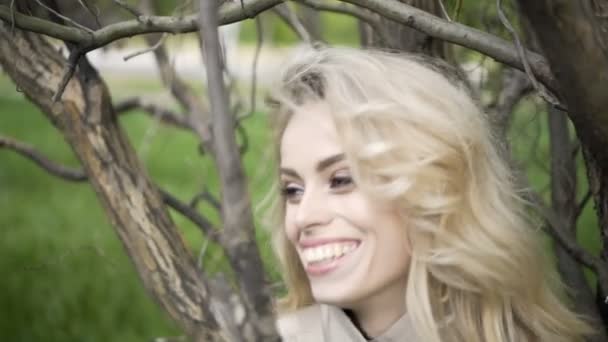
[{"x1": 294, "y1": 185, "x2": 333, "y2": 233}]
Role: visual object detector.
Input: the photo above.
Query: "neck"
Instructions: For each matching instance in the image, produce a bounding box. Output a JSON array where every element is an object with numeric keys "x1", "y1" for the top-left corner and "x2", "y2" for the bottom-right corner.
[{"x1": 349, "y1": 277, "x2": 407, "y2": 338}]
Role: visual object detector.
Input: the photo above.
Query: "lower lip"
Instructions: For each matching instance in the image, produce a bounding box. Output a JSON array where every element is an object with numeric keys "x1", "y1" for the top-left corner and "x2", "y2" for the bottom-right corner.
[{"x1": 303, "y1": 243, "x2": 360, "y2": 277}]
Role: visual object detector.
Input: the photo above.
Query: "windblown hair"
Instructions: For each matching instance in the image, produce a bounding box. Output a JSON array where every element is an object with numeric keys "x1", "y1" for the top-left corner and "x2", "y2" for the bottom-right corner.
[{"x1": 262, "y1": 46, "x2": 593, "y2": 342}]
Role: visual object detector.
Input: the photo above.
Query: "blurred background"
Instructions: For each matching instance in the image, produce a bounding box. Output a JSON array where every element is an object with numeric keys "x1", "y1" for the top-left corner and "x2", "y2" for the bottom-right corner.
[{"x1": 0, "y1": 0, "x2": 601, "y2": 341}]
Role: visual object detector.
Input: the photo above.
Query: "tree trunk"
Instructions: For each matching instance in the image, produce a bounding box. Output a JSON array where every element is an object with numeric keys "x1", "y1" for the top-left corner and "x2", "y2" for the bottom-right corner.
[
  {"x1": 0, "y1": 24, "x2": 224, "y2": 342},
  {"x1": 517, "y1": 0, "x2": 608, "y2": 326},
  {"x1": 360, "y1": 0, "x2": 446, "y2": 58},
  {"x1": 548, "y1": 107, "x2": 607, "y2": 341}
]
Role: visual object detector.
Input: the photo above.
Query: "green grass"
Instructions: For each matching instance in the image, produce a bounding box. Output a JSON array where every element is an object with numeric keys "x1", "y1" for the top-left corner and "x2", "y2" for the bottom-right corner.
[{"x1": 0, "y1": 71, "x2": 602, "y2": 341}]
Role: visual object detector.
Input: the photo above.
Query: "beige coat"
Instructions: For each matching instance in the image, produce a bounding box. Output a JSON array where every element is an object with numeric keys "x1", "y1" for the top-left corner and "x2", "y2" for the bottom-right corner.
[{"x1": 276, "y1": 304, "x2": 418, "y2": 341}]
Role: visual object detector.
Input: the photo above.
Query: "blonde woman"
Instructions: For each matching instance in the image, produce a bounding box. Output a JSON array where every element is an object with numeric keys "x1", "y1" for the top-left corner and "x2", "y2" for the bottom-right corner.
[{"x1": 264, "y1": 46, "x2": 593, "y2": 341}]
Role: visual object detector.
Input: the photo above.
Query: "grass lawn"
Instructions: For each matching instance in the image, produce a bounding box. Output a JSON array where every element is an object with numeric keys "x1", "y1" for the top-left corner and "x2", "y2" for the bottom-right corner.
[{"x1": 0, "y1": 68, "x2": 601, "y2": 341}]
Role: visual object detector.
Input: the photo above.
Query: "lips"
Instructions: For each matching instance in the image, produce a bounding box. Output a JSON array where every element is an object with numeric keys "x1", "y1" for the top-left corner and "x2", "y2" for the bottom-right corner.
[{"x1": 298, "y1": 239, "x2": 361, "y2": 276}]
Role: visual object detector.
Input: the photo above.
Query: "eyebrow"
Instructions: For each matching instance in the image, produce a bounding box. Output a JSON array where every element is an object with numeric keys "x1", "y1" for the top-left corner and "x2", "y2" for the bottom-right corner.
[{"x1": 279, "y1": 153, "x2": 346, "y2": 178}]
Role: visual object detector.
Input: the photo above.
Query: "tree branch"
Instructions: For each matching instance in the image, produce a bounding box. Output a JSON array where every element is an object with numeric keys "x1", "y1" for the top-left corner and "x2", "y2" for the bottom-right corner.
[
  {"x1": 526, "y1": 189, "x2": 608, "y2": 291},
  {"x1": 272, "y1": 3, "x2": 313, "y2": 43},
  {"x1": 495, "y1": 0, "x2": 564, "y2": 110},
  {"x1": 114, "y1": 96, "x2": 191, "y2": 131},
  {"x1": 199, "y1": 0, "x2": 278, "y2": 339},
  {"x1": 0, "y1": 0, "x2": 284, "y2": 51},
  {"x1": 0, "y1": 134, "x2": 218, "y2": 240},
  {"x1": 337, "y1": 0, "x2": 559, "y2": 93},
  {"x1": 123, "y1": 33, "x2": 168, "y2": 61},
  {"x1": 52, "y1": 47, "x2": 84, "y2": 102},
  {"x1": 0, "y1": 134, "x2": 86, "y2": 181}
]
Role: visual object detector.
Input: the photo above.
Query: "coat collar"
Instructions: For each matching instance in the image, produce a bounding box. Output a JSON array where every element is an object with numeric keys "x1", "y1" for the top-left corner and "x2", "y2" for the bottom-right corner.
[{"x1": 276, "y1": 304, "x2": 417, "y2": 341}]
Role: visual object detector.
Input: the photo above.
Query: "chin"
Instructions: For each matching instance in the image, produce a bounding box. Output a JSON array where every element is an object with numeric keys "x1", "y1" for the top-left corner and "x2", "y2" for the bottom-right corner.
[{"x1": 309, "y1": 278, "x2": 366, "y2": 307}]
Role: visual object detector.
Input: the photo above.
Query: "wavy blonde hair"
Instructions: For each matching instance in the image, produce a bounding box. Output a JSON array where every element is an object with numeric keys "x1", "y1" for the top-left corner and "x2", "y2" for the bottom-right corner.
[{"x1": 262, "y1": 46, "x2": 593, "y2": 342}]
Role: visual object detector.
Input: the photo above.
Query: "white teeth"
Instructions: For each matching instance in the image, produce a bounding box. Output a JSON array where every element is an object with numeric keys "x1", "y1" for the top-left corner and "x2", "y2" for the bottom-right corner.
[{"x1": 302, "y1": 242, "x2": 358, "y2": 264}]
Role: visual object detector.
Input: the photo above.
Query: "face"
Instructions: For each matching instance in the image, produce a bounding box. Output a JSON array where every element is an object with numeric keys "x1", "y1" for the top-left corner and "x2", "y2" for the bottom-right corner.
[{"x1": 279, "y1": 102, "x2": 411, "y2": 309}]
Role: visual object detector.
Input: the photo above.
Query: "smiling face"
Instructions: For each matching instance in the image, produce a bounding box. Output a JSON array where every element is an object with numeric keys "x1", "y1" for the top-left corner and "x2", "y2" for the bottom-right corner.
[{"x1": 279, "y1": 102, "x2": 411, "y2": 310}]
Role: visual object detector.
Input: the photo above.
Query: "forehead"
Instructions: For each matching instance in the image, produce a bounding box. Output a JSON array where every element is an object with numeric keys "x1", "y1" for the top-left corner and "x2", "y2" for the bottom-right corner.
[{"x1": 280, "y1": 102, "x2": 343, "y2": 167}]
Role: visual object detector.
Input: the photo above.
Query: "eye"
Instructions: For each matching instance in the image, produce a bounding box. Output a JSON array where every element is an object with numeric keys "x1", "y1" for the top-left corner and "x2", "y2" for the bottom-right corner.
[
  {"x1": 280, "y1": 183, "x2": 303, "y2": 202},
  {"x1": 330, "y1": 173, "x2": 354, "y2": 189}
]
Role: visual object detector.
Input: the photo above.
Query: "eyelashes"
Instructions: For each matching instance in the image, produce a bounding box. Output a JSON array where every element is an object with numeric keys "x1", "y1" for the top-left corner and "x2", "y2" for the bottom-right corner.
[{"x1": 280, "y1": 174, "x2": 355, "y2": 202}]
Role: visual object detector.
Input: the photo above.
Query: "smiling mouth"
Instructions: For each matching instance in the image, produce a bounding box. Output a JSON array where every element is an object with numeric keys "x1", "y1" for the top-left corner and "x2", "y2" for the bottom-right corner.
[{"x1": 300, "y1": 241, "x2": 361, "y2": 276}]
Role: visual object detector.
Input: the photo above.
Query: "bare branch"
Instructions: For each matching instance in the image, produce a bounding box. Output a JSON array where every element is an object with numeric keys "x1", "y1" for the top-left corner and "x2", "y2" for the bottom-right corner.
[
  {"x1": 526, "y1": 189, "x2": 608, "y2": 279},
  {"x1": 490, "y1": 68, "x2": 532, "y2": 139},
  {"x1": 190, "y1": 187, "x2": 222, "y2": 212},
  {"x1": 272, "y1": 4, "x2": 312, "y2": 43},
  {"x1": 0, "y1": 133, "x2": 218, "y2": 240},
  {"x1": 199, "y1": 0, "x2": 278, "y2": 339},
  {"x1": 0, "y1": 134, "x2": 86, "y2": 181},
  {"x1": 114, "y1": 97, "x2": 191, "y2": 130},
  {"x1": 336, "y1": 0, "x2": 559, "y2": 93},
  {"x1": 495, "y1": 0, "x2": 565, "y2": 110},
  {"x1": 438, "y1": 0, "x2": 451, "y2": 22},
  {"x1": 160, "y1": 189, "x2": 218, "y2": 240},
  {"x1": 297, "y1": 0, "x2": 388, "y2": 44},
  {"x1": 137, "y1": 0, "x2": 214, "y2": 150},
  {"x1": 0, "y1": 0, "x2": 284, "y2": 50},
  {"x1": 575, "y1": 190, "x2": 592, "y2": 220},
  {"x1": 52, "y1": 48, "x2": 83, "y2": 102},
  {"x1": 123, "y1": 33, "x2": 168, "y2": 61}
]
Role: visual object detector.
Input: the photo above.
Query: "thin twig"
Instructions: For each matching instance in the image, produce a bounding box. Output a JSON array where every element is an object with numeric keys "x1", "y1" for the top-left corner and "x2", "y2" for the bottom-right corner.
[
  {"x1": 249, "y1": 16, "x2": 263, "y2": 116},
  {"x1": 496, "y1": 0, "x2": 565, "y2": 111},
  {"x1": 190, "y1": 187, "x2": 222, "y2": 212},
  {"x1": 0, "y1": 135, "x2": 87, "y2": 181},
  {"x1": 33, "y1": 0, "x2": 95, "y2": 33},
  {"x1": 114, "y1": 97, "x2": 191, "y2": 130},
  {"x1": 272, "y1": 4, "x2": 312, "y2": 43},
  {"x1": 574, "y1": 190, "x2": 592, "y2": 220},
  {"x1": 525, "y1": 189, "x2": 605, "y2": 274},
  {"x1": 53, "y1": 49, "x2": 84, "y2": 102},
  {"x1": 160, "y1": 189, "x2": 218, "y2": 238},
  {"x1": 438, "y1": 0, "x2": 451, "y2": 22},
  {"x1": 0, "y1": 133, "x2": 218, "y2": 239},
  {"x1": 123, "y1": 33, "x2": 169, "y2": 61},
  {"x1": 77, "y1": 0, "x2": 101, "y2": 28}
]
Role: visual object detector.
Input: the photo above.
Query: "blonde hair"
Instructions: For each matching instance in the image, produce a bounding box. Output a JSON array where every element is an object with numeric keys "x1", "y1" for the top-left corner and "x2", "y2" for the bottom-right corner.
[{"x1": 263, "y1": 46, "x2": 593, "y2": 342}]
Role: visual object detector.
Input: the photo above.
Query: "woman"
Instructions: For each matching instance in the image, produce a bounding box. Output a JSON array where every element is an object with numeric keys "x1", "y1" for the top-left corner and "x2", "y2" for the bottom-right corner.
[{"x1": 263, "y1": 46, "x2": 593, "y2": 341}]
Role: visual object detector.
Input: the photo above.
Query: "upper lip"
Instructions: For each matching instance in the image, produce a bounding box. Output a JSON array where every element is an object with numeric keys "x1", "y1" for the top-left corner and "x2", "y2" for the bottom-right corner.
[{"x1": 298, "y1": 237, "x2": 361, "y2": 248}]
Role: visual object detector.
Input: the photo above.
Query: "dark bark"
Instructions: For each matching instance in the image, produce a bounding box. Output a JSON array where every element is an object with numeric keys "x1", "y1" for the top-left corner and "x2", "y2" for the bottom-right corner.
[
  {"x1": 516, "y1": 1, "x2": 608, "y2": 324},
  {"x1": 360, "y1": 0, "x2": 446, "y2": 57},
  {"x1": 548, "y1": 107, "x2": 608, "y2": 341}
]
